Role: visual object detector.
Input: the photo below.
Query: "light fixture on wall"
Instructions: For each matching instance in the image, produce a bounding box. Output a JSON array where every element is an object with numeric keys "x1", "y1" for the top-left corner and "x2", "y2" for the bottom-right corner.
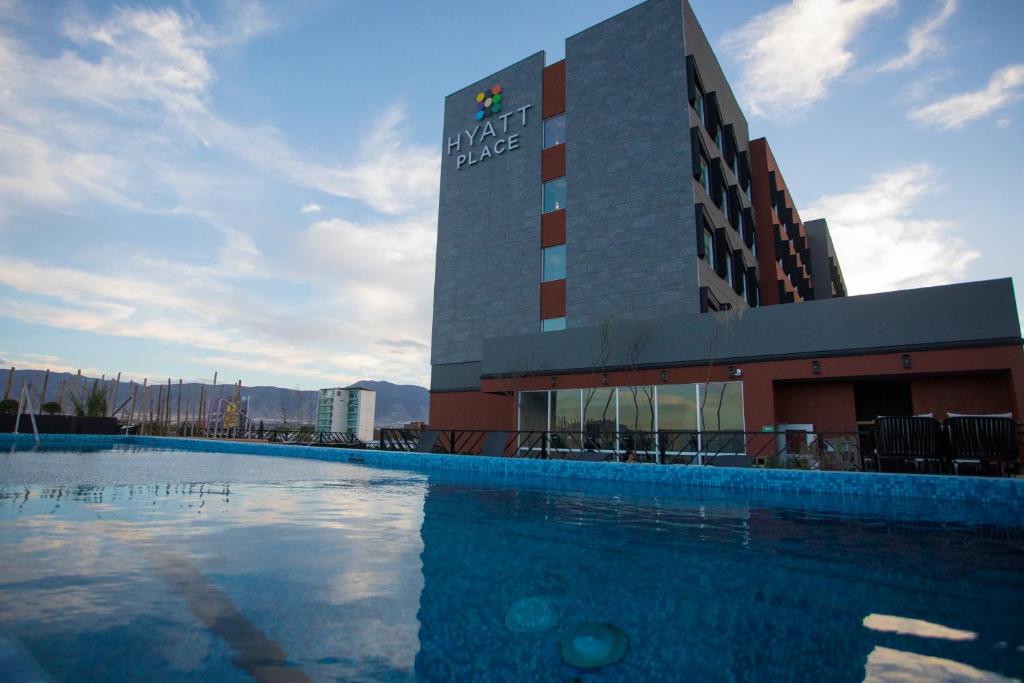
[
  {"x1": 811, "y1": 360, "x2": 821, "y2": 375},
  {"x1": 601, "y1": 372, "x2": 608, "y2": 386},
  {"x1": 660, "y1": 370, "x2": 669, "y2": 383},
  {"x1": 902, "y1": 354, "x2": 912, "y2": 369},
  {"x1": 727, "y1": 366, "x2": 742, "y2": 378},
  {"x1": 550, "y1": 375, "x2": 557, "y2": 387}
]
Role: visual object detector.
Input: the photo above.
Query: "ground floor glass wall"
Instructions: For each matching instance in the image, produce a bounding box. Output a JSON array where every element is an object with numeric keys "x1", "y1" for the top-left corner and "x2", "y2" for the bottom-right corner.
[{"x1": 518, "y1": 382, "x2": 744, "y2": 454}]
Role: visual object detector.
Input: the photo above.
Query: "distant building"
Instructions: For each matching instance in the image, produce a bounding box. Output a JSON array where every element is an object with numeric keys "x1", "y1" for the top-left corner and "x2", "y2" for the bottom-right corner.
[{"x1": 316, "y1": 387, "x2": 376, "y2": 441}]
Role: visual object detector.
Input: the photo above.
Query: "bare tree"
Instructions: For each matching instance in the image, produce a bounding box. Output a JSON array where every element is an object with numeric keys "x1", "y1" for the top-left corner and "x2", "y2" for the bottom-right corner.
[{"x1": 698, "y1": 306, "x2": 745, "y2": 462}]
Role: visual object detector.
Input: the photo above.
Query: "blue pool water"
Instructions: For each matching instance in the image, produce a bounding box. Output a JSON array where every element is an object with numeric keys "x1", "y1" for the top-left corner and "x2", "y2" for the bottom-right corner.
[{"x1": 0, "y1": 442, "x2": 1022, "y2": 682}]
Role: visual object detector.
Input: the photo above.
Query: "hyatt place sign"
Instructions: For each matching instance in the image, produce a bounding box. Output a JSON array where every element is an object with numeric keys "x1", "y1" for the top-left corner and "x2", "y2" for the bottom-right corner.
[{"x1": 446, "y1": 83, "x2": 533, "y2": 170}]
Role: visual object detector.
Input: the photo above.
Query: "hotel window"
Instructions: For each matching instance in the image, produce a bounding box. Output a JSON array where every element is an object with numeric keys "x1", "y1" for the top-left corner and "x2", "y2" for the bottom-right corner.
[
  {"x1": 543, "y1": 114, "x2": 566, "y2": 149},
  {"x1": 715, "y1": 126, "x2": 724, "y2": 154},
  {"x1": 542, "y1": 317, "x2": 566, "y2": 332},
  {"x1": 723, "y1": 247, "x2": 733, "y2": 285},
  {"x1": 698, "y1": 155, "x2": 710, "y2": 192},
  {"x1": 543, "y1": 177, "x2": 567, "y2": 213},
  {"x1": 703, "y1": 228, "x2": 715, "y2": 267},
  {"x1": 541, "y1": 244, "x2": 566, "y2": 282},
  {"x1": 693, "y1": 86, "x2": 705, "y2": 123},
  {"x1": 719, "y1": 185, "x2": 729, "y2": 220}
]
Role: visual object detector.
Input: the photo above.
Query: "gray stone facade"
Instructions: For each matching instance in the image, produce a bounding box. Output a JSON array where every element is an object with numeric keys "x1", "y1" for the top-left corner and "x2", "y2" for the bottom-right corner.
[
  {"x1": 431, "y1": 0, "x2": 764, "y2": 391},
  {"x1": 805, "y1": 218, "x2": 847, "y2": 299},
  {"x1": 481, "y1": 279, "x2": 1023, "y2": 377},
  {"x1": 564, "y1": 0, "x2": 699, "y2": 328},
  {"x1": 431, "y1": 54, "x2": 545, "y2": 370}
]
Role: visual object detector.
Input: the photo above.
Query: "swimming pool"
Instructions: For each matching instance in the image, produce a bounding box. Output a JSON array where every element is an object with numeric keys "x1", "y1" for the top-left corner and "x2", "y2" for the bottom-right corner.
[{"x1": 1, "y1": 438, "x2": 1022, "y2": 682}]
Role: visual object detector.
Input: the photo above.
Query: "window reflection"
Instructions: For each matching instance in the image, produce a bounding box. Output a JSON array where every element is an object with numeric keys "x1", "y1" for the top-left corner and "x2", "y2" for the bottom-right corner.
[
  {"x1": 519, "y1": 391, "x2": 548, "y2": 431},
  {"x1": 543, "y1": 114, "x2": 566, "y2": 149},
  {"x1": 541, "y1": 317, "x2": 566, "y2": 332},
  {"x1": 516, "y1": 383, "x2": 744, "y2": 454},
  {"x1": 542, "y1": 245, "x2": 566, "y2": 282},
  {"x1": 583, "y1": 387, "x2": 616, "y2": 450},
  {"x1": 543, "y1": 177, "x2": 566, "y2": 213}
]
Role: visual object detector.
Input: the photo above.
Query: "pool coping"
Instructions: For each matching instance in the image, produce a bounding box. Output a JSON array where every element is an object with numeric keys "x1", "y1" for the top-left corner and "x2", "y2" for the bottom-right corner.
[{"x1": 1, "y1": 433, "x2": 1022, "y2": 507}]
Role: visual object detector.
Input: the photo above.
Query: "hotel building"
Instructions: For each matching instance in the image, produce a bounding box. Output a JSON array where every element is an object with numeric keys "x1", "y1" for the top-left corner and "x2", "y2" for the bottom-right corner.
[
  {"x1": 429, "y1": 0, "x2": 1023, "y2": 443},
  {"x1": 316, "y1": 387, "x2": 376, "y2": 442}
]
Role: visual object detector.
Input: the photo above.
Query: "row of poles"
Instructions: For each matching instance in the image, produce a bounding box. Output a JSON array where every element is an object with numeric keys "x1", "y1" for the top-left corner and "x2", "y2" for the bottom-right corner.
[{"x1": 3, "y1": 367, "x2": 245, "y2": 435}]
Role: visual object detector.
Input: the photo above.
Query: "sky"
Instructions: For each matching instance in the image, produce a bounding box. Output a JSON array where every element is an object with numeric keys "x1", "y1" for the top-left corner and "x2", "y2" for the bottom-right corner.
[{"x1": 0, "y1": 0, "x2": 1022, "y2": 390}]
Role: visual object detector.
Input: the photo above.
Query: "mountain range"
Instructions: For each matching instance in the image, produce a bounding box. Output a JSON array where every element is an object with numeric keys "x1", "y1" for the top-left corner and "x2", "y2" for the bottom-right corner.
[{"x1": 1, "y1": 369, "x2": 428, "y2": 427}]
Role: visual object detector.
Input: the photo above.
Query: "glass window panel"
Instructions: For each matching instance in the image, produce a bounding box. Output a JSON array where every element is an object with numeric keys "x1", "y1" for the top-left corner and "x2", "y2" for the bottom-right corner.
[
  {"x1": 699, "y1": 157, "x2": 709, "y2": 190},
  {"x1": 583, "y1": 387, "x2": 616, "y2": 450},
  {"x1": 519, "y1": 391, "x2": 548, "y2": 432},
  {"x1": 657, "y1": 384, "x2": 699, "y2": 455},
  {"x1": 618, "y1": 386, "x2": 655, "y2": 434},
  {"x1": 543, "y1": 177, "x2": 567, "y2": 213},
  {"x1": 543, "y1": 114, "x2": 566, "y2": 148},
  {"x1": 701, "y1": 381, "x2": 745, "y2": 454},
  {"x1": 542, "y1": 245, "x2": 566, "y2": 282},
  {"x1": 658, "y1": 385, "x2": 698, "y2": 431},
  {"x1": 703, "y1": 229, "x2": 714, "y2": 267},
  {"x1": 694, "y1": 90, "x2": 704, "y2": 121},
  {"x1": 541, "y1": 317, "x2": 566, "y2": 332},
  {"x1": 551, "y1": 389, "x2": 581, "y2": 435}
]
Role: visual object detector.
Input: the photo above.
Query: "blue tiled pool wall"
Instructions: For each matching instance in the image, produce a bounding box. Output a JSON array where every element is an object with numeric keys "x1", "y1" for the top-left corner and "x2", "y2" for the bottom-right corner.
[{"x1": 1, "y1": 434, "x2": 1022, "y2": 512}]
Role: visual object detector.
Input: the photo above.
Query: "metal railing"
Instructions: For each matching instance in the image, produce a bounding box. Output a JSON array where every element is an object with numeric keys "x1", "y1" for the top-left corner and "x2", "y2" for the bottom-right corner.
[{"x1": 378, "y1": 428, "x2": 865, "y2": 470}]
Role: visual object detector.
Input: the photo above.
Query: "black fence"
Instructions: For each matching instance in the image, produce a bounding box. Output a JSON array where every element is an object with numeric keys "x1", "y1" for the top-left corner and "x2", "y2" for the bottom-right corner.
[{"x1": 378, "y1": 428, "x2": 865, "y2": 470}]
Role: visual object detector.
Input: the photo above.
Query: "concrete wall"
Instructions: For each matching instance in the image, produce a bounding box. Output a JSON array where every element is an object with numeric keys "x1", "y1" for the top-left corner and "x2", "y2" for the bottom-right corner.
[
  {"x1": 481, "y1": 279, "x2": 1022, "y2": 376},
  {"x1": 685, "y1": 0, "x2": 756, "y2": 310},
  {"x1": 563, "y1": 0, "x2": 699, "y2": 328},
  {"x1": 431, "y1": 53, "x2": 546, "y2": 369}
]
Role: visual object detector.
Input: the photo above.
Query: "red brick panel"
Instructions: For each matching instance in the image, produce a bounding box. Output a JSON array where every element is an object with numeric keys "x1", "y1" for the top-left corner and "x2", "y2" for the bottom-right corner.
[
  {"x1": 541, "y1": 143, "x2": 566, "y2": 182},
  {"x1": 541, "y1": 209, "x2": 566, "y2": 247},
  {"x1": 428, "y1": 391, "x2": 515, "y2": 430},
  {"x1": 773, "y1": 381, "x2": 858, "y2": 433},
  {"x1": 540, "y1": 278, "x2": 566, "y2": 319},
  {"x1": 542, "y1": 60, "x2": 566, "y2": 119}
]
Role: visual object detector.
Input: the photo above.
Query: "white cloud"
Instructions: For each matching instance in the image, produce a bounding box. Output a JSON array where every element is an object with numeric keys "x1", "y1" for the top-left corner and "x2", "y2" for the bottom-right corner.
[
  {"x1": 997, "y1": 117, "x2": 1011, "y2": 128},
  {"x1": 803, "y1": 164, "x2": 979, "y2": 294},
  {"x1": 908, "y1": 64, "x2": 1024, "y2": 129},
  {"x1": 880, "y1": 0, "x2": 957, "y2": 72},
  {"x1": 0, "y1": 4, "x2": 440, "y2": 386},
  {"x1": 722, "y1": 0, "x2": 895, "y2": 118},
  {"x1": 300, "y1": 203, "x2": 322, "y2": 213}
]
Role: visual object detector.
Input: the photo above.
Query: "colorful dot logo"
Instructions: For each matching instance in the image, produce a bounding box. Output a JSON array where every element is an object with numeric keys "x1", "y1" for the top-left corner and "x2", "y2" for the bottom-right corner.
[{"x1": 475, "y1": 84, "x2": 502, "y2": 120}]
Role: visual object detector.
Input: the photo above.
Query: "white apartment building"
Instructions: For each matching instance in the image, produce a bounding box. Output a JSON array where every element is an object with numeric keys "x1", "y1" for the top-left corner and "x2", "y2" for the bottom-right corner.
[{"x1": 315, "y1": 386, "x2": 376, "y2": 442}]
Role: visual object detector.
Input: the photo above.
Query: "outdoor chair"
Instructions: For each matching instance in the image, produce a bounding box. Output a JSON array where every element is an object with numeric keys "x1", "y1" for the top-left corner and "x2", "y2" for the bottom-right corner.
[
  {"x1": 873, "y1": 416, "x2": 944, "y2": 473},
  {"x1": 945, "y1": 416, "x2": 1019, "y2": 476}
]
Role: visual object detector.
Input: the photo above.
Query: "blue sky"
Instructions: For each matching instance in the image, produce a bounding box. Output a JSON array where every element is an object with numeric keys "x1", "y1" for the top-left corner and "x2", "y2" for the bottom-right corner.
[{"x1": 0, "y1": 0, "x2": 1021, "y2": 389}]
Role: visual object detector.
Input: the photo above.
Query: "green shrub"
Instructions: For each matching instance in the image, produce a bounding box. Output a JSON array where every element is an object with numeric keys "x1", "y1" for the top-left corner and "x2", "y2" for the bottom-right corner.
[
  {"x1": 42, "y1": 401, "x2": 62, "y2": 415},
  {"x1": 0, "y1": 398, "x2": 18, "y2": 414},
  {"x1": 70, "y1": 381, "x2": 108, "y2": 418}
]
